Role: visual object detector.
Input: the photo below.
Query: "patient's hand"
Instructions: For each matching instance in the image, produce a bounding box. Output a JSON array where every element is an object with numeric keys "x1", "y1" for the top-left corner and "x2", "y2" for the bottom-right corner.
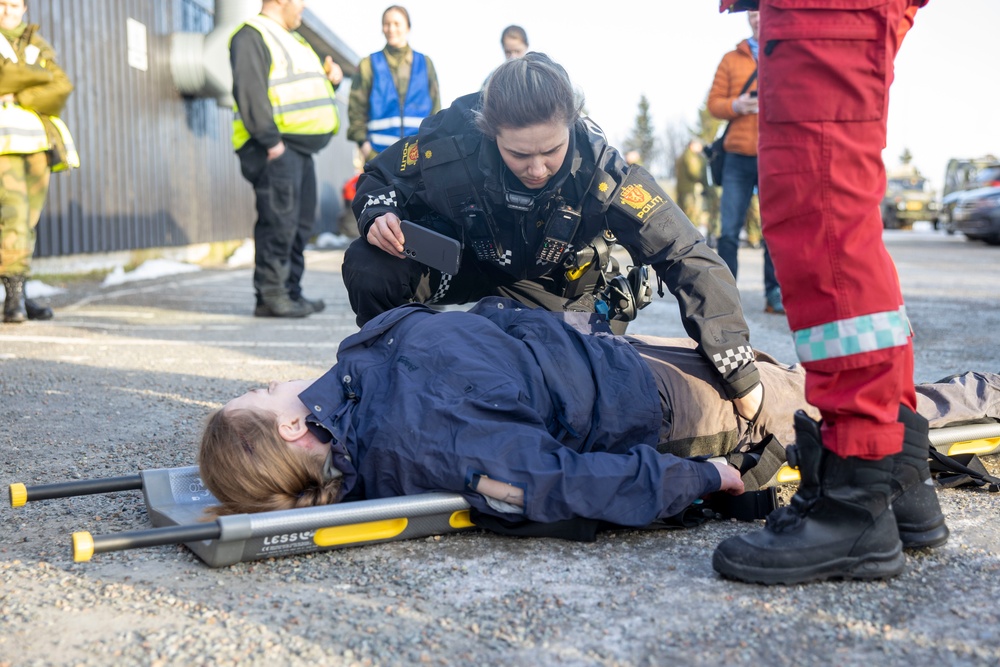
[{"x1": 712, "y1": 460, "x2": 745, "y2": 495}]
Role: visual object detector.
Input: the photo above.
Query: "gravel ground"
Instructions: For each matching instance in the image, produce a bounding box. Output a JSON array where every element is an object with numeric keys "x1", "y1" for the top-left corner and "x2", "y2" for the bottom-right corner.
[{"x1": 2, "y1": 228, "x2": 999, "y2": 666}]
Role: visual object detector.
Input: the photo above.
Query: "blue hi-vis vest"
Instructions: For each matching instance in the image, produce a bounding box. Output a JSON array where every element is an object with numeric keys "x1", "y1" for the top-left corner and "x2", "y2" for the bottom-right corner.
[{"x1": 366, "y1": 50, "x2": 432, "y2": 153}]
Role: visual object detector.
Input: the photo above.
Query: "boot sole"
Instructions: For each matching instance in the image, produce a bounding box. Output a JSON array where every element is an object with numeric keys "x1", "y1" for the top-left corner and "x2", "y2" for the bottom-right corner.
[
  {"x1": 899, "y1": 519, "x2": 949, "y2": 550},
  {"x1": 712, "y1": 545, "x2": 906, "y2": 586}
]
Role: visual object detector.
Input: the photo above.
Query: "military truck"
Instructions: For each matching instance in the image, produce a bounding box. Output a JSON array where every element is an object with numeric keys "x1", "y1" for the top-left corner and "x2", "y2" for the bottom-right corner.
[{"x1": 881, "y1": 166, "x2": 937, "y2": 230}]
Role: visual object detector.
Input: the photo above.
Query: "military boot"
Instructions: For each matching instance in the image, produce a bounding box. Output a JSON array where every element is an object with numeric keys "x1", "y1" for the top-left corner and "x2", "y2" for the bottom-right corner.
[
  {"x1": 713, "y1": 411, "x2": 905, "y2": 585},
  {"x1": 2, "y1": 275, "x2": 28, "y2": 323},
  {"x1": 891, "y1": 405, "x2": 949, "y2": 549},
  {"x1": 24, "y1": 286, "x2": 54, "y2": 320}
]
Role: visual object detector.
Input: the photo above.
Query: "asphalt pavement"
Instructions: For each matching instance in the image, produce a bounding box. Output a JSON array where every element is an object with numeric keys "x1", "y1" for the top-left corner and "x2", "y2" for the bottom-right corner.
[{"x1": 1, "y1": 227, "x2": 998, "y2": 666}]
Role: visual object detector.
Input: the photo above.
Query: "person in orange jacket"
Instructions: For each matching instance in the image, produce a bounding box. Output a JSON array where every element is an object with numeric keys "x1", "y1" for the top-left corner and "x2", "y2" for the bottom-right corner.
[
  {"x1": 712, "y1": 0, "x2": 941, "y2": 585},
  {"x1": 707, "y1": 10, "x2": 783, "y2": 314}
]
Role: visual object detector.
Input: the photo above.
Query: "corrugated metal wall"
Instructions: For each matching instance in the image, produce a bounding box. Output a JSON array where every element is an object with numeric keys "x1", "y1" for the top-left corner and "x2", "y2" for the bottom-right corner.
[{"x1": 28, "y1": 0, "x2": 355, "y2": 259}]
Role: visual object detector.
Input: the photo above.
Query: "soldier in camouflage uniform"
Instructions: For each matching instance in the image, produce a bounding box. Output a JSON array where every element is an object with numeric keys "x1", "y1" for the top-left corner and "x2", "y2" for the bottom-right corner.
[
  {"x1": 0, "y1": 0, "x2": 77, "y2": 323},
  {"x1": 674, "y1": 139, "x2": 705, "y2": 230}
]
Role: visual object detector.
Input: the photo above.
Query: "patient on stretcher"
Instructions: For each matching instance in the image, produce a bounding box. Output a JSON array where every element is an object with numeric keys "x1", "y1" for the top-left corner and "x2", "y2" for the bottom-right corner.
[{"x1": 197, "y1": 300, "x2": 1000, "y2": 528}]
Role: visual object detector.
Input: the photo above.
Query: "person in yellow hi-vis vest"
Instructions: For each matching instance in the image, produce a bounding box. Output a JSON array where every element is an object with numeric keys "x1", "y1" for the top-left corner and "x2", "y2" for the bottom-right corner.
[
  {"x1": 230, "y1": 0, "x2": 341, "y2": 318},
  {"x1": 0, "y1": 0, "x2": 78, "y2": 323}
]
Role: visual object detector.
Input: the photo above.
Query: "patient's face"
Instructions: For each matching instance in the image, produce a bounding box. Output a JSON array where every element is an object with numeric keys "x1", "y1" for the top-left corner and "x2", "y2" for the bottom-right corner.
[{"x1": 225, "y1": 379, "x2": 314, "y2": 420}]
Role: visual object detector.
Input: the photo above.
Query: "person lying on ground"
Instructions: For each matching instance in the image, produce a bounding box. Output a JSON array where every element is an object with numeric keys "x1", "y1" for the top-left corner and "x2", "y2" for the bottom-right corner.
[{"x1": 198, "y1": 297, "x2": 1000, "y2": 531}]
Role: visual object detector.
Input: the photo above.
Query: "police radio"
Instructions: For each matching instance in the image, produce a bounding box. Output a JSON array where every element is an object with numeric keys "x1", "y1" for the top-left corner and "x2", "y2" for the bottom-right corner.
[
  {"x1": 461, "y1": 204, "x2": 504, "y2": 262},
  {"x1": 536, "y1": 205, "x2": 581, "y2": 264}
]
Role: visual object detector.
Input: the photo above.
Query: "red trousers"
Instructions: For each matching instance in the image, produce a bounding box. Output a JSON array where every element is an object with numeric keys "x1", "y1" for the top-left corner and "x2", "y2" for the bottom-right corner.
[{"x1": 757, "y1": 0, "x2": 925, "y2": 458}]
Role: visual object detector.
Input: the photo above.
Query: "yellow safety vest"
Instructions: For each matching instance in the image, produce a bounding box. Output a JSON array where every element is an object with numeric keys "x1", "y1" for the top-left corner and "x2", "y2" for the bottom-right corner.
[
  {"x1": 230, "y1": 15, "x2": 339, "y2": 150},
  {"x1": 0, "y1": 34, "x2": 79, "y2": 169}
]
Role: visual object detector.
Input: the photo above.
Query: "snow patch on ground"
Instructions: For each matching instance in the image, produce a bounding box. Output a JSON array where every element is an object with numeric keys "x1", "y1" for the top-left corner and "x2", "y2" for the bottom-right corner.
[
  {"x1": 226, "y1": 239, "x2": 255, "y2": 267},
  {"x1": 101, "y1": 259, "x2": 202, "y2": 287}
]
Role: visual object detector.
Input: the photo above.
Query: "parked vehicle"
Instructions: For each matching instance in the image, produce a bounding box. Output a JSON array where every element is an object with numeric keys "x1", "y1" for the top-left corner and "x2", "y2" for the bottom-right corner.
[
  {"x1": 950, "y1": 186, "x2": 1000, "y2": 245},
  {"x1": 939, "y1": 157, "x2": 1000, "y2": 232},
  {"x1": 881, "y1": 172, "x2": 937, "y2": 229}
]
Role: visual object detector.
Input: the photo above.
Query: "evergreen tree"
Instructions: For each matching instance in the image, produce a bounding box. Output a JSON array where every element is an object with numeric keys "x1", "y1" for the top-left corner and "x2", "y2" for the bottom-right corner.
[{"x1": 625, "y1": 95, "x2": 658, "y2": 170}]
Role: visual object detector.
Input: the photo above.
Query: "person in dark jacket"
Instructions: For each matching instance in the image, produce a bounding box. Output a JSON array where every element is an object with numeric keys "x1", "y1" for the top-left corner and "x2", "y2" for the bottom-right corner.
[
  {"x1": 344, "y1": 52, "x2": 765, "y2": 423},
  {"x1": 230, "y1": 0, "x2": 341, "y2": 318},
  {"x1": 197, "y1": 297, "x2": 1000, "y2": 532}
]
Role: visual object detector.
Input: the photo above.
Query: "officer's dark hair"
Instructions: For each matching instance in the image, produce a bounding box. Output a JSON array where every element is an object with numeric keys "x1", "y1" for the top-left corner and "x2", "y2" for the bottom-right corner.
[
  {"x1": 382, "y1": 5, "x2": 411, "y2": 28},
  {"x1": 500, "y1": 25, "x2": 528, "y2": 46},
  {"x1": 475, "y1": 52, "x2": 583, "y2": 138}
]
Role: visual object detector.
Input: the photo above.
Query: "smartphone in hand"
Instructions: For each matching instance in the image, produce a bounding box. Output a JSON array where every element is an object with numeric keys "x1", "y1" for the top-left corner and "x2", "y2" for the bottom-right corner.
[{"x1": 400, "y1": 220, "x2": 462, "y2": 275}]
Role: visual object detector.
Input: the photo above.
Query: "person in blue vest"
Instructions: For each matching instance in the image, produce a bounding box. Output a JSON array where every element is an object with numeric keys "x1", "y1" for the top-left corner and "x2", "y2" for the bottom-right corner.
[
  {"x1": 230, "y1": 0, "x2": 342, "y2": 319},
  {"x1": 347, "y1": 5, "x2": 440, "y2": 163}
]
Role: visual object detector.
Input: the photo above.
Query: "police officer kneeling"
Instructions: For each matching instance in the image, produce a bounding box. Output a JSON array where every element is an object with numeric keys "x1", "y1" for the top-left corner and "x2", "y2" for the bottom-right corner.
[{"x1": 344, "y1": 52, "x2": 762, "y2": 410}]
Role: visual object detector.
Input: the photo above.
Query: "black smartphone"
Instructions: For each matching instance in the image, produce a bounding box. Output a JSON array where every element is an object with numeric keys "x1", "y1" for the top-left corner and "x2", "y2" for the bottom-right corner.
[{"x1": 400, "y1": 220, "x2": 462, "y2": 275}]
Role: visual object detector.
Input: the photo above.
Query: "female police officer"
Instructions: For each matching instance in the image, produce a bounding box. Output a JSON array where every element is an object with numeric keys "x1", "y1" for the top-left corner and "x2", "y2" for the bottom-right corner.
[{"x1": 343, "y1": 52, "x2": 763, "y2": 413}]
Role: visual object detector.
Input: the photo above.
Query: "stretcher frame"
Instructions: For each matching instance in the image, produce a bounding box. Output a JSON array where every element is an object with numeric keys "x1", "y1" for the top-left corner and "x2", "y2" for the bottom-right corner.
[{"x1": 8, "y1": 423, "x2": 1000, "y2": 568}]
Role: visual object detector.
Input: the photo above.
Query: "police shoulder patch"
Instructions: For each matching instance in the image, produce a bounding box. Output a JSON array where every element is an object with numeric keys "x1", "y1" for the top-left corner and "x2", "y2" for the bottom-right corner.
[
  {"x1": 610, "y1": 167, "x2": 670, "y2": 223},
  {"x1": 400, "y1": 140, "x2": 419, "y2": 172}
]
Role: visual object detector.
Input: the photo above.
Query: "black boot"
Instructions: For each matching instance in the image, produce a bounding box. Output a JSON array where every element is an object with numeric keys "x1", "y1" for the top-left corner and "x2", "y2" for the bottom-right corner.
[
  {"x1": 713, "y1": 411, "x2": 905, "y2": 585},
  {"x1": 254, "y1": 294, "x2": 313, "y2": 318},
  {"x1": 292, "y1": 294, "x2": 325, "y2": 313},
  {"x1": 24, "y1": 297, "x2": 54, "y2": 320},
  {"x1": 2, "y1": 275, "x2": 27, "y2": 323},
  {"x1": 891, "y1": 406, "x2": 949, "y2": 549}
]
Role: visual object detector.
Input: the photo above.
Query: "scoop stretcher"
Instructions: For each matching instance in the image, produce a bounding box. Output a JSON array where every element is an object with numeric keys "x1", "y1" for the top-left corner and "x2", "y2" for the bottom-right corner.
[{"x1": 8, "y1": 423, "x2": 1000, "y2": 568}]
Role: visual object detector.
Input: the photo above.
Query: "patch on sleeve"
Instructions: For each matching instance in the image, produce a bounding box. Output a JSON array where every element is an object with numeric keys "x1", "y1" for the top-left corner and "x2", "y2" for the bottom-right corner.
[
  {"x1": 399, "y1": 139, "x2": 419, "y2": 172},
  {"x1": 609, "y1": 166, "x2": 670, "y2": 223},
  {"x1": 362, "y1": 188, "x2": 397, "y2": 212}
]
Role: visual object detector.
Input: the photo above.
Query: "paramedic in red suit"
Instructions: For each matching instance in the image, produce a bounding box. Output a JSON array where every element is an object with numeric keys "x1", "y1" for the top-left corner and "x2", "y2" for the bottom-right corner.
[{"x1": 712, "y1": 0, "x2": 949, "y2": 585}]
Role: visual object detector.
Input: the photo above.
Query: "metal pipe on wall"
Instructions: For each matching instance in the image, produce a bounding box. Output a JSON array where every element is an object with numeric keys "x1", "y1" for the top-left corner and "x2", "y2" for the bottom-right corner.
[{"x1": 169, "y1": 0, "x2": 260, "y2": 107}]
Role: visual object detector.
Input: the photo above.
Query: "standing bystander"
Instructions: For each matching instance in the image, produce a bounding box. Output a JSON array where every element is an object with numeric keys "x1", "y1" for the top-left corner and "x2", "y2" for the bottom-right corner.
[
  {"x1": 0, "y1": 0, "x2": 78, "y2": 323},
  {"x1": 675, "y1": 139, "x2": 705, "y2": 230},
  {"x1": 347, "y1": 6, "x2": 440, "y2": 163},
  {"x1": 230, "y1": 0, "x2": 342, "y2": 319},
  {"x1": 712, "y1": 0, "x2": 945, "y2": 585},
  {"x1": 708, "y1": 10, "x2": 783, "y2": 314},
  {"x1": 500, "y1": 25, "x2": 529, "y2": 61}
]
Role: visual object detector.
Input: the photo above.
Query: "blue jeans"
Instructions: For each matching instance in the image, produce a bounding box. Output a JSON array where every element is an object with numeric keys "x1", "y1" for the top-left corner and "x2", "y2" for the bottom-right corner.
[{"x1": 718, "y1": 153, "x2": 778, "y2": 295}]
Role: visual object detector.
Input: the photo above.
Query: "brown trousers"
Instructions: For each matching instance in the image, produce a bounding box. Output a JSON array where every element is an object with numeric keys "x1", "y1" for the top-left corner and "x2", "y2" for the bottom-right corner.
[{"x1": 626, "y1": 335, "x2": 1000, "y2": 459}]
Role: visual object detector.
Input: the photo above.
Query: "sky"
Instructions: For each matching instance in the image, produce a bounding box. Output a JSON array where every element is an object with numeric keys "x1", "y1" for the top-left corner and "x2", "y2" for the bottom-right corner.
[{"x1": 311, "y1": 1, "x2": 999, "y2": 192}]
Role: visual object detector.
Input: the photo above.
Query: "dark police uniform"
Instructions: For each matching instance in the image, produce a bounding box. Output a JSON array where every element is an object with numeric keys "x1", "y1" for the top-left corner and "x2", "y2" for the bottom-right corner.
[{"x1": 344, "y1": 93, "x2": 760, "y2": 399}]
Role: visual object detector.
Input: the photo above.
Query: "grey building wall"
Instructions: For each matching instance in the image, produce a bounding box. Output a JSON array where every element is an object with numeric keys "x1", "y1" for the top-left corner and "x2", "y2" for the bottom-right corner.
[{"x1": 29, "y1": 0, "x2": 357, "y2": 259}]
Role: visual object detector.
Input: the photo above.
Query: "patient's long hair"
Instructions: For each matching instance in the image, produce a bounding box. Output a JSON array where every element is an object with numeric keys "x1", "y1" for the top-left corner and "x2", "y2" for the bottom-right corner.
[{"x1": 198, "y1": 408, "x2": 341, "y2": 516}]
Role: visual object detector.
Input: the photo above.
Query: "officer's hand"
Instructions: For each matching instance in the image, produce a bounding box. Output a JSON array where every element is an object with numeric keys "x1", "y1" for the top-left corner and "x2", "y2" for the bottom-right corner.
[
  {"x1": 712, "y1": 460, "x2": 745, "y2": 495},
  {"x1": 733, "y1": 382, "x2": 763, "y2": 424},
  {"x1": 360, "y1": 141, "x2": 373, "y2": 161},
  {"x1": 367, "y1": 212, "x2": 406, "y2": 258},
  {"x1": 733, "y1": 92, "x2": 758, "y2": 115},
  {"x1": 323, "y1": 56, "x2": 343, "y2": 86},
  {"x1": 266, "y1": 141, "x2": 286, "y2": 161}
]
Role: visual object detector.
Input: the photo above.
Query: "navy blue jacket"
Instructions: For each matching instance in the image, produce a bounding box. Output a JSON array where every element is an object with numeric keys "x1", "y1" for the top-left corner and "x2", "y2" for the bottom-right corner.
[{"x1": 299, "y1": 298, "x2": 720, "y2": 527}]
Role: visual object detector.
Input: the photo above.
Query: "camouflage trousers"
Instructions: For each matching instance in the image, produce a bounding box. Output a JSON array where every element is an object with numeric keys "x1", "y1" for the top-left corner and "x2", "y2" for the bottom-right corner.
[{"x1": 0, "y1": 152, "x2": 51, "y2": 276}]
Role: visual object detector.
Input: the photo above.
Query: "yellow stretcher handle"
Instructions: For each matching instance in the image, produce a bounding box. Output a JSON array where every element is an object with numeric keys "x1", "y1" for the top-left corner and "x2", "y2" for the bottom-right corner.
[
  {"x1": 9, "y1": 483, "x2": 27, "y2": 508},
  {"x1": 72, "y1": 532, "x2": 95, "y2": 562}
]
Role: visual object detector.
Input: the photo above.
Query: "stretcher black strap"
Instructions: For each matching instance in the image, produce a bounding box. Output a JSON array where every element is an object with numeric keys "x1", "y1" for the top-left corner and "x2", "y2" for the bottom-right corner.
[
  {"x1": 928, "y1": 449, "x2": 1000, "y2": 492},
  {"x1": 739, "y1": 434, "x2": 786, "y2": 492},
  {"x1": 705, "y1": 487, "x2": 779, "y2": 522}
]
